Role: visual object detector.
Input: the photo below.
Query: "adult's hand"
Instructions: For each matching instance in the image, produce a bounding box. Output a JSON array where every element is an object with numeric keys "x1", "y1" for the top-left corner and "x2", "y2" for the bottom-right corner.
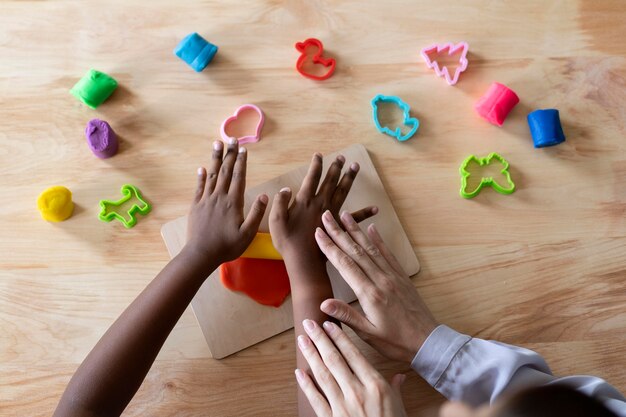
[
  {"x1": 314, "y1": 210, "x2": 438, "y2": 363},
  {"x1": 296, "y1": 319, "x2": 407, "y2": 417}
]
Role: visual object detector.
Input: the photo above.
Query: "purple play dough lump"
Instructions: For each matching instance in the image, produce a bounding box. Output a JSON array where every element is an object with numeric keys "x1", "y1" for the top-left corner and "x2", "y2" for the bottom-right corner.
[{"x1": 85, "y1": 119, "x2": 118, "y2": 158}]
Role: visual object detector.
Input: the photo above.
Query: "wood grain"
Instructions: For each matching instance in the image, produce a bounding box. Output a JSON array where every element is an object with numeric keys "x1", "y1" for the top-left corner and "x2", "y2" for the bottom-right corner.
[{"x1": 0, "y1": 0, "x2": 624, "y2": 416}]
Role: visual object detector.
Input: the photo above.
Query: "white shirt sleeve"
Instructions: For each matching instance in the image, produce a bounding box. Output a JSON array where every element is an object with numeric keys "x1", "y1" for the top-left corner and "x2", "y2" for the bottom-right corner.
[{"x1": 410, "y1": 325, "x2": 626, "y2": 416}]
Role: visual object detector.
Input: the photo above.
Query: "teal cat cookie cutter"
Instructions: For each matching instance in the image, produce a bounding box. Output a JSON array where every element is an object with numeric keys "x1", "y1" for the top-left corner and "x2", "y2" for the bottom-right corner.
[
  {"x1": 371, "y1": 94, "x2": 420, "y2": 142},
  {"x1": 98, "y1": 184, "x2": 152, "y2": 228},
  {"x1": 459, "y1": 153, "x2": 516, "y2": 199}
]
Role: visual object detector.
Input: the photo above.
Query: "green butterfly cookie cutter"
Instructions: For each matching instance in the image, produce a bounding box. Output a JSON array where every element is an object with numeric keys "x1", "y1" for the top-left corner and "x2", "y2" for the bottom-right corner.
[
  {"x1": 98, "y1": 184, "x2": 152, "y2": 228},
  {"x1": 459, "y1": 153, "x2": 516, "y2": 199}
]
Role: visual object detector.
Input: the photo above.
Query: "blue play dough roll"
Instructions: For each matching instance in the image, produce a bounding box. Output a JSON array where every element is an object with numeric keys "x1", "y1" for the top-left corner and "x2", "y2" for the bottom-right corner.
[
  {"x1": 174, "y1": 33, "x2": 218, "y2": 72},
  {"x1": 527, "y1": 109, "x2": 566, "y2": 148}
]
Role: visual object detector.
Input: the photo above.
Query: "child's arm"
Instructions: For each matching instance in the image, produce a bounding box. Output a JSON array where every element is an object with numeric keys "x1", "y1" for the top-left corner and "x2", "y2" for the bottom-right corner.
[
  {"x1": 54, "y1": 140, "x2": 268, "y2": 417},
  {"x1": 269, "y1": 153, "x2": 376, "y2": 417}
]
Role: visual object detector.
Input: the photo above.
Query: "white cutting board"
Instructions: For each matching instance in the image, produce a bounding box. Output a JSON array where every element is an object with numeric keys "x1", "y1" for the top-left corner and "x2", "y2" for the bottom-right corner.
[{"x1": 161, "y1": 144, "x2": 420, "y2": 358}]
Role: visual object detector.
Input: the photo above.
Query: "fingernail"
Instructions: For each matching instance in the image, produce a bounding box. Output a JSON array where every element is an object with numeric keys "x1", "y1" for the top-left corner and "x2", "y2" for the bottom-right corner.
[
  {"x1": 371, "y1": 206, "x2": 379, "y2": 214},
  {"x1": 351, "y1": 163, "x2": 359, "y2": 172},
  {"x1": 298, "y1": 334, "x2": 310, "y2": 349},
  {"x1": 337, "y1": 155, "x2": 345, "y2": 163},
  {"x1": 295, "y1": 369, "x2": 305, "y2": 383},
  {"x1": 313, "y1": 152, "x2": 322, "y2": 159},
  {"x1": 213, "y1": 141, "x2": 223, "y2": 150},
  {"x1": 238, "y1": 147, "x2": 246, "y2": 153},
  {"x1": 341, "y1": 211, "x2": 353, "y2": 222},
  {"x1": 315, "y1": 227, "x2": 324, "y2": 237},
  {"x1": 280, "y1": 187, "x2": 291, "y2": 193},
  {"x1": 229, "y1": 138, "x2": 237, "y2": 146},
  {"x1": 323, "y1": 321, "x2": 335, "y2": 333},
  {"x1": 303, "y1": 319, "x2": 315, "y2": 332},
  {"x1": 322, "y1": 302, "x2": 336, "y2": 315},
  {"x1": 259, "y1": 194, "x2": 269, "y2": 204},
  {"x1": 323, "y1": 210, "x2": 333, "y2": 220},
  {"x1": 197, "y1": 167, "x2": 204, "y2": 175}
]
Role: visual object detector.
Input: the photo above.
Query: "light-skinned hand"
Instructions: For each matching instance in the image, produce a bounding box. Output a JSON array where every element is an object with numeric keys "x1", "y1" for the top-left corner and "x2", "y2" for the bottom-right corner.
[
  {"x1": 296, "y1": 319, "x2": 408, "y2": 417},
  {"x1": 314, "y1": 210, "x2": 438, "y2": 363}
]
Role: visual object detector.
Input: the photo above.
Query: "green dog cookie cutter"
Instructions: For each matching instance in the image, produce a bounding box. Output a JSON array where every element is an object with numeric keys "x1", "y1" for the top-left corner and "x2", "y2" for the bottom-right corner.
[
  {"x1": 459, "y1": 153, "x2": 516, "y2": 199},
  {"x1": 98, "y1": 184, "x2": 152, "y2": 228}
]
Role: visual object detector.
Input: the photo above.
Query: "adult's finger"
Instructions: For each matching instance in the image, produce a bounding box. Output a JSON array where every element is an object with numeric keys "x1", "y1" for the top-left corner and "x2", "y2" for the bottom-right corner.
[
  {"x1": 204, "y1": 141, "x2": 224, "y2": 196},
  {"x1": 330, "y1": 162, "x2": 358, "y2": 212},
  {"x1": 339, "y1": 211, "x2": 392, "y2": 273},
  {"x1": 297, "y1": 153, "x2": 323, "y2": 200},
  {"x1": 318, "y1": 155, "x2": 345, "y2": 204},
  {"x1": 367, "y1": 223, "x2": 408, "y2": 277},
  {"x1": 314, "y1": 227, "x2": 373, "y2": 297},
  {"x1": 297, "y1": 333, "x2": 343, "y2": 406},
  {"x1": 321, "y1": 321, "x2": 378, "y2": 383},
  {"x1": 390, "y1": 373, "x2": 406, "y2": 395},
  {"x1": 295, "y1": 369, "x2": 331, "y2": 417},
  {"x1": 228, "y1": 146, "x2": 248, "y2": 201},
  {"x1": 321, "y1": 211, "x2": 383, "y2": 280},
  {"x1": 240, "y1": 194, "x2": 268, "y2": 239},
  {"x1": 320, "y1": 299, "x2": 373, "y2": 335},
  {"x1": 214, "y1": 138, "x2": 239, "y2": 194},
  {"x1": 303, "y1": 319, "x2": 357, "y2": 393},
  {"x1": 350, "y1": 206, "x2": 378, "y2": 224},
  {"x1": 193, "y1": 167, "x2": 207, "y2": 203}
]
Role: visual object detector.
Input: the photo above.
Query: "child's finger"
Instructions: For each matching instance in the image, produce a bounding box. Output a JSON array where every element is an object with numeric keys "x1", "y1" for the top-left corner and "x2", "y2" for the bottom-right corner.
[
  {"x1": 321, "y1": 321, "x2": 379, "y2": 384},
  {"x1": 295, "y1": 369, "x2": 332, "y2": 417},
  {"x1": 318, "y1": 155, "x2": 345, "y2": 204},
  {"x1": 297, "y1": 153, "x2": 323, "y2": 200},
  {"x1": 228, "y1": 147, "x2": 247, "y2": 201},
  {"x1": 240, "y1": 194, "x2": 268, "y2": 238},
  {"x1": 194, "y1": 167, "x2": 207, "y2": 203},
  {"x1": 302, "y1": 319, "x2": 358, "y2": 394},
  {"x1": 269, "y1": 187, "x2": 292, "y2": 227},
  {"x1": 297, "y1": 333, "x2": 343, "y2": 407},
  {"x1": 214, "y1": 138, "x2": 239, "y2": 194},
  {"x1": 320, "y1": 299, "x2": 373, "y2": 336},
  {"x1": 314, "y1": 227, "x2": 373, "y2": 298},
  {"x1": 204, "y1": 141, "x2": 224, "y2": 196},
  {"x1": 350, "y1": 205, "x2": 378, "y2": 224},
  {"x1": 367, "y1": 224, "x2": 408, "y2": 278},
  {"x1": 330, "y1": 162, "x2": 359, "y2": 211}
]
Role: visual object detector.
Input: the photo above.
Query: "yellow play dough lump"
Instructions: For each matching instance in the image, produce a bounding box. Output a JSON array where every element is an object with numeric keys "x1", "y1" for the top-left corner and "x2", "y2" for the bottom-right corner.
[
  {"x1": 37, "y1": 186, "x2": 74, "y2": 222},
  {"x1": 241, "y1": 232, "x2": 282, "y2": 260}
]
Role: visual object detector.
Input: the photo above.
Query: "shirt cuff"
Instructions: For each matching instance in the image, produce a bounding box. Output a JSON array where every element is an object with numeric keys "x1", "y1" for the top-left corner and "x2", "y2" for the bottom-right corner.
[{"x1": 411, "y1": 324, "x2": 471, "y2": 387}]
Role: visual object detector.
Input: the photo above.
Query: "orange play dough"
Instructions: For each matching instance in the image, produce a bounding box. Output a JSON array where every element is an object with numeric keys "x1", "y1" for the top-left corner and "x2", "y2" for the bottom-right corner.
[{"x1": 220, "y1": 258, "x2": 291, "y2": 308}]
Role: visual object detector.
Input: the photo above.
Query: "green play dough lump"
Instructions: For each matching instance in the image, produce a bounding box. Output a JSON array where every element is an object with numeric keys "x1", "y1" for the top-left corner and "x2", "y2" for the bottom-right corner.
[{"x1": 70, "y1": 69, "x2": 118, "y2": 109}]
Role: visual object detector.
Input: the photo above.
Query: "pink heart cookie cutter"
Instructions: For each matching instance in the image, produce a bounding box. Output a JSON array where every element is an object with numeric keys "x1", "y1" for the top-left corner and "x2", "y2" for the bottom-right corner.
[
  {"x1": 420, "y1": 42, "x2": 469, "y2": 86},
  {"x1": 220, "y1": 104, "x2": 265, "y2": 145}
]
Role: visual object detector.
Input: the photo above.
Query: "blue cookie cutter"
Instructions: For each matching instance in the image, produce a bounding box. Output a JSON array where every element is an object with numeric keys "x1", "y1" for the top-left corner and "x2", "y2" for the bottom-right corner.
[
  {"x1": 527, "y1": 109, "x2": 566, "y2": 148},
  {"x1": 174, "y1": 32, "x2": 218, "y2": 72},
  {"x1": 371, "y1": 94, "x2": 419, "y2": 141}
]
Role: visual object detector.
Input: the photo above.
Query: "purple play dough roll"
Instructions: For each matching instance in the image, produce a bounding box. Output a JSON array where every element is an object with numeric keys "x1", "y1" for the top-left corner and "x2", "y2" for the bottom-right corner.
[{"x1": 85, "y1": 119, "x2": 118, "y2": 158}]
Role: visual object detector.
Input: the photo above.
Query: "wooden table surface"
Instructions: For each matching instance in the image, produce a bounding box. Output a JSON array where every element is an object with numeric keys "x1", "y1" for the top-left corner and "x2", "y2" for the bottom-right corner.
[{"x1": 1, "y1": 1, "x2": 624, "y2": 416}]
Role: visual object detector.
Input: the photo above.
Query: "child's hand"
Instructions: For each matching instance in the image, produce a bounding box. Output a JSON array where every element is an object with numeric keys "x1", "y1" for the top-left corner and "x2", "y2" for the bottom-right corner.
[
  {"x1": 296, "y1": 319, "x2": 408, "y2": 417},
  {"x1": 185, "y1": 139, "x2": 268, "y2": 269},
  {"x1": 269, "y1": 153, "x2": 377, "y2": 266}
]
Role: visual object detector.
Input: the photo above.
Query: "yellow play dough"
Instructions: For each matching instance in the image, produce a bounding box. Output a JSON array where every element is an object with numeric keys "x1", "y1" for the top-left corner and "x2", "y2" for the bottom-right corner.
[
  {"x1": 240, "y1": 232, "x2": 282, "y2": 260},
  {"x1": 37, "y1": 186, "x2": 74, "y2": 222}
]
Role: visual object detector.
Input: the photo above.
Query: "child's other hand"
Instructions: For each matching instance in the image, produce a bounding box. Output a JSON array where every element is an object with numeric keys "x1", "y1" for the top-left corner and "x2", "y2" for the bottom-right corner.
[
  {"x1": 296, "y1": 319, "x2": 408, "y2": 417},
  {"x1": 268, "y1": 153, "x2": 377, "y2": 266},
  {"x1": 185, "y1": 139, "x2": 268, "y2": 268}
]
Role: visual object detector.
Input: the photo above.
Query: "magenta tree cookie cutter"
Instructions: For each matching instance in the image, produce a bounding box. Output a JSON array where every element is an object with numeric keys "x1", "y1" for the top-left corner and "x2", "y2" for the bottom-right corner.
[
  {"x1": 220, "y1": 104, "x2": 265, "y2": 145},
  {"x1": 420, "y1": 42, "x2": 469, "y2": 86}
]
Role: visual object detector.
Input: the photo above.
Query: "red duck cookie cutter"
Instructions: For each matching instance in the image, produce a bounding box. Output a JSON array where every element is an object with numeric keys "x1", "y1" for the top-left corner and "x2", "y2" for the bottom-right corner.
[{"x1": 295, "y1": 38, "x2": 336, "y2": 81}]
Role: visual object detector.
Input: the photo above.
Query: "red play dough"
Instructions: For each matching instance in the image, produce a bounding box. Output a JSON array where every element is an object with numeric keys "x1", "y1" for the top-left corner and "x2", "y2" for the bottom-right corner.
[{"x1": 220, "y1": 258, "x2": 291, "y2": 308}]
